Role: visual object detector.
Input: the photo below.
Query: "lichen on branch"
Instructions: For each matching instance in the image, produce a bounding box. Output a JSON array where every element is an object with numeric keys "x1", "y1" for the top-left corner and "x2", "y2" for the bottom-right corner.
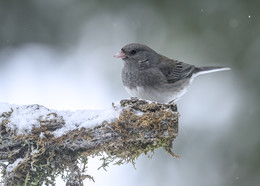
[{"x1": 0, "y1": 98, "x2": 179, "y2": 185}]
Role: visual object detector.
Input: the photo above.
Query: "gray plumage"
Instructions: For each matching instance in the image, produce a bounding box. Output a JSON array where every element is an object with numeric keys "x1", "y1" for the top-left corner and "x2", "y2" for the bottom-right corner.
[{"x1": 114, "y1": 43, "x2": 230, "y2": 103}]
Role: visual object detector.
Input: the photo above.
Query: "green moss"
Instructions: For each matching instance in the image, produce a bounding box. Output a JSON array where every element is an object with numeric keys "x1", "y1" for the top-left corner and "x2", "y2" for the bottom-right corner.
[{"x1": 0, "y1": 99, "x2": 178, "y2": 185}]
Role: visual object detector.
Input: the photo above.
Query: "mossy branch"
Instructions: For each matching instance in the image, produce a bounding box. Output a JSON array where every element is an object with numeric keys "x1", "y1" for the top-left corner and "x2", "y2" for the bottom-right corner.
[{"x1": 0, "y1": 98, "x2": 179, "y2": 186}]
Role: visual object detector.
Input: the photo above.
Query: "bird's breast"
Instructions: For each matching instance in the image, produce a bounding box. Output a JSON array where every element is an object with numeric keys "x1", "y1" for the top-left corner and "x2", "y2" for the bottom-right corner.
[
  {"x1": 121, "y1": 67, "x2": 146, "y2": 88},
  {"x1": 122, "y1": 66, "x2": 166, "y2": 88}
]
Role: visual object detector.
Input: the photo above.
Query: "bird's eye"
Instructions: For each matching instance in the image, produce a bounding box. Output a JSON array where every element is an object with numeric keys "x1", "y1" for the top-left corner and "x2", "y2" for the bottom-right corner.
[{"x1": 130, "y1": 50, "x2": 137, "y2": 55}]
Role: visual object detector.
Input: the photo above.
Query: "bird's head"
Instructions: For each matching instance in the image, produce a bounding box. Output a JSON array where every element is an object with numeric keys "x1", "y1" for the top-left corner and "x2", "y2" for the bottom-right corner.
[{"x1": 114, "y1": 43, "x2": 159, "y2": 69}]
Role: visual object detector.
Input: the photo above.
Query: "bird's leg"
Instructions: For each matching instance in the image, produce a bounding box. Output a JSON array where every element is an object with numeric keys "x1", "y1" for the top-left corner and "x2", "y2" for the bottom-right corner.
[
  {"x1": 168, "y1": 99, "x2": 176, "y2": 105},
  {"x1": 168, "y1": 99, "x2": 178, "y2": 112}
]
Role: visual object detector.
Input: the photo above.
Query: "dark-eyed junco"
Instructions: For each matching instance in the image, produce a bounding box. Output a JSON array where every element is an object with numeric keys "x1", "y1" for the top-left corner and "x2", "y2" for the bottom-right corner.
[{"x1": 114, "y1": 43, "x2": 230, "y2": 103}]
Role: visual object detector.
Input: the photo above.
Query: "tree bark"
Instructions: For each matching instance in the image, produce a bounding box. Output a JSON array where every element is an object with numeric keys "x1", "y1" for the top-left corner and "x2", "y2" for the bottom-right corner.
[{"x1": 0, "y1": 98, "x2": 179, "y2": 185}]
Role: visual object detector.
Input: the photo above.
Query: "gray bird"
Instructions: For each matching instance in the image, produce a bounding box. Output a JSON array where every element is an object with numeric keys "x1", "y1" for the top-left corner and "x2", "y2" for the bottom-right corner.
[{"x1": 114, "y1": 43, "x2": 230, "y2": 103}]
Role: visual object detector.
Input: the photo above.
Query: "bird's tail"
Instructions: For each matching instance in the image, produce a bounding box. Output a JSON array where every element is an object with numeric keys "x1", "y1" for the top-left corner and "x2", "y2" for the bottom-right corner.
[{"x1": 193, "y1": 66, "x2": 231, "y2": 77}]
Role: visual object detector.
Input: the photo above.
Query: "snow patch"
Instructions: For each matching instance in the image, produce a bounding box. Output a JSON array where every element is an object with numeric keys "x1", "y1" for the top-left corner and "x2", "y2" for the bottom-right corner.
[
  {"x1": 53, "y1": 104, "x2": 121, "y2": 137},
  {"x1": 8, "y1": 105, "x2": 51, "y2": 134},
  {"x1": 0, "y1": 102, "x2": 122, "y2": 137},
  {"x1": 0, "y1": 102, "x2": 12, "y2": 123},
  {"x1": 39, "y1": 132, "x2": 44, "y2": 138},
  {"x1": 6, "y1": 158, "x2": 24, "y2": 172}
]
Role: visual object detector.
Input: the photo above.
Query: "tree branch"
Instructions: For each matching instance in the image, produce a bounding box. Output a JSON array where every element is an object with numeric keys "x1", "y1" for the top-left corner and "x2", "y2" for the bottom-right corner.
[{"x1": 0, "y1": 98, "x2": 179, "y2": 185}]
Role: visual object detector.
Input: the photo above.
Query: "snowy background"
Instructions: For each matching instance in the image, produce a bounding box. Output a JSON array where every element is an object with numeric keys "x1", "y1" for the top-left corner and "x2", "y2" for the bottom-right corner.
[{"x1": 0, "y1": 0, "x2": 259, "y2": 185}]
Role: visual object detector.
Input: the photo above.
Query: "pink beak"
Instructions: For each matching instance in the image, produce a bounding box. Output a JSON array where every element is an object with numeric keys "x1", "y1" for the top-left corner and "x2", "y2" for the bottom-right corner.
[{"x1": 114, "y1": 50, "x2": 126, "y2": 59}]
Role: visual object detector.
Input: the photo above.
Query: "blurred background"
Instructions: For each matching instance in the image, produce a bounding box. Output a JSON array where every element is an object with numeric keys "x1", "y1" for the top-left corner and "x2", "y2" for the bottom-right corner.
[{"x1": 0, "y1": 0, "x2": 259, "y2": 185}]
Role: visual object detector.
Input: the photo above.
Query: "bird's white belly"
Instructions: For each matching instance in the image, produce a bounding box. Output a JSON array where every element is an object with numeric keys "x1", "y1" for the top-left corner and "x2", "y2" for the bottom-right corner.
[{"x1": 124, "y1": 86, "x2": 187, "y2": 103}]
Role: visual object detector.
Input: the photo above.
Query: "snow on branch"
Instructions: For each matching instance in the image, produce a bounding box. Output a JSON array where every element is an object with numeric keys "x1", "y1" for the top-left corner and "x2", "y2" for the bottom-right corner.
[{"x1": 0, "y1": 98, "x2": 179, "y2": 185}]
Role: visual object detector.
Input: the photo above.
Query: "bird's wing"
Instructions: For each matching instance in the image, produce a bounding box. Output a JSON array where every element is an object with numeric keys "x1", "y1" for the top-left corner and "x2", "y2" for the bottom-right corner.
[{"x1": 158, "y1": 57, "x2": 195, "y2": 83}]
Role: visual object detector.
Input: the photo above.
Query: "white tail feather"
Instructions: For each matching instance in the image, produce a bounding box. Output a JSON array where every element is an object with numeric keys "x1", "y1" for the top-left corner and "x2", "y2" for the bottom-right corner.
[
  {"x1": 192, "y1": 67, "x2": 230, "y2": 79},
  {"x1": 194, "y1": 67, "x2": 231, "y2": 76}
]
